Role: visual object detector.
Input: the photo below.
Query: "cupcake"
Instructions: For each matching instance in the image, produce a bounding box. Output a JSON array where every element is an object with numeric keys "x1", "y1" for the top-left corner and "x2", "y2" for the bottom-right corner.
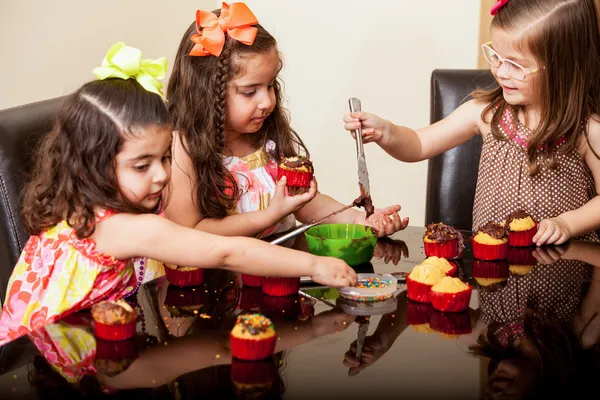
[
  {"x1": 262, "y1": 277, "x2": 300, "y2": 297},
  {"x1": 92, "y1": 300, "x2": 137, "y2": 341},
  {"x1": 94, "y1": 339, "x2": 138, "y2": 377},
  {"x1": 504, "y1": 210, "x2": 537, "y2": 247},
  {"x1": 472, "y1": 259, "x2": 509, "y2": 290},
  {"x1": 420, "y1": 256, "x2": 457, "y2": 277},
  {"x1": 299, "y1": 296, "x2": 316, "y2": 321},
  {"x1": 260, "y1": 293, "x2": 301, "y2": 321},
  {"x1": 164, "y1": 285, "x2": 207, "y2": 317},
  {"x1": 507, "y1": 247, "x2": 536, "y2": 277},
  {"x1": 241, "y1": 273, "x2": 263, "y2": 288},
  {"x1": 231, "y1": 357, "x2": 278, "y2": 398},
  {"x1": 164, "y1": 263, "x2": 204, "y2": 287},
  {"x1": 430, "y1": 310, "x2": 472, "y2": 339},
  {"x1": 406, "y1": 263, "x2": 446, "y2": 303},
  {"x1": 472, "y1": 222, "x2": 509, "y2": 260},
  {"x1": 430, "y1": 277, "x2": 472, "y2": 312},
  {"x1": 230, "y1": 313, "x2": 277, "y2": 361},
  {"x1": 423, "y1": 223, "x2": 464, "y2": 259},
  {"x1": 276, "y1": 155, "x2": 314, "y2": 187}
]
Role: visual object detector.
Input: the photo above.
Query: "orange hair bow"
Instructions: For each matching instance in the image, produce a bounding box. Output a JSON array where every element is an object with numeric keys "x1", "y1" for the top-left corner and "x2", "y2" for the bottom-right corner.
[{"x1": 189, "y1": 2, "x2": 258, "y2": 57}]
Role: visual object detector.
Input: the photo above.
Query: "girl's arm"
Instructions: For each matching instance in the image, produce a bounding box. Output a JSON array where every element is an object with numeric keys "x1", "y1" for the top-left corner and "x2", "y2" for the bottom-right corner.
[
  {"x1": 165, "y1": 132, "x2": 315, "y2": 236},
  {"x1": 343, "y1": 99, "x2": 485, "y2": 162},
  {"x1": 93, "y1": 213, "x2": 357, "y2": 287},
  {"x1": 535, "y1": 118, "x2": 600, "y2": 244}
]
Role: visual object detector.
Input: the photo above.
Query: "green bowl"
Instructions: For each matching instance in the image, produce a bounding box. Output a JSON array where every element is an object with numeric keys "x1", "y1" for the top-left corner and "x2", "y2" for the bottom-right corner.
[{"x1": 304, "y1": 224, "x2": 377, "y2": 266}]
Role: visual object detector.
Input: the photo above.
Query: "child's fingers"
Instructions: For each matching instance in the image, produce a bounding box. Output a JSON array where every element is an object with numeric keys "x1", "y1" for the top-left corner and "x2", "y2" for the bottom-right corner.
[
  {"x1": 546, "y1": 229, "x2": 563, "y2": 245},
  {"x1": 535, "y1": 224, "x2": 555, "y2": 246}
]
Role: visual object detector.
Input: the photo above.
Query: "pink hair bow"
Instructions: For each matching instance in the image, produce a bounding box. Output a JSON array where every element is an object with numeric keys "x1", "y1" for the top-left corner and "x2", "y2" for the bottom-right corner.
[{"x1": 491, "y1": 0, "x2": 509, "y2": 16}]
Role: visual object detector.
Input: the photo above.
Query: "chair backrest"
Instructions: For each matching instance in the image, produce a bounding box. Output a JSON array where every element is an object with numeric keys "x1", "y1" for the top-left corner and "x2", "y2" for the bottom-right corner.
[
  {"x1": 0, "y1": 97, "x2": 64, "y2": 301},
  {"x1": 425, "y1": 69, "x2": 497, "y2": 231}
]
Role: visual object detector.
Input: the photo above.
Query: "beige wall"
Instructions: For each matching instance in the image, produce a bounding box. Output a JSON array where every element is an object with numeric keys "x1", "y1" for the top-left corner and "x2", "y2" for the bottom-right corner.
[{"x1": 1, "y1": 0, "x2": 480, "y2": 225}]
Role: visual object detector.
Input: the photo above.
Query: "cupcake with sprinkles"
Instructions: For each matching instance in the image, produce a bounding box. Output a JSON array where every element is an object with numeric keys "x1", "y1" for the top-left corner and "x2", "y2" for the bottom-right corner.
[
  {"x1": 230, "y1": 313, "x2": 277, "y2": 361},
  {"x1": 277, "y1": 155, "x2": 314, "y2": 187},
  {"x1": 423, "y1": 222, "x2": 464, "y2": 260},
  {"x1": 429, "y1": 277, "x2": 472, "y2": 312},
  {"x1": 504, "y1": 210, "x2": 538, "y2": 247},
  {"x1": 472, "y1": 222, "x2": 509, "y2": 260},
  {"x1": 406, "y1": 263, "x2": 446, "y2": 303}
]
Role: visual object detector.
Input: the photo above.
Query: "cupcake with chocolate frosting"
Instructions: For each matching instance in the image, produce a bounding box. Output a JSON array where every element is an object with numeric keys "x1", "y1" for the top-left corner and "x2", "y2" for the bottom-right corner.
[
  {"x1": 276, "y1": 155, "x2": 314, "y2": 187},
  {"x1": 423, "y1": 223, "x2": 464, "y2": 260},
  {"x1": 230, "y1": 313, "x2": 276, "y2": 361},
  {"x1": 472, "y1": 222, "x2": 509, "y2": 260},
  {"x1": 504, "y1": 210, "x2": 537, "y2": 247}
]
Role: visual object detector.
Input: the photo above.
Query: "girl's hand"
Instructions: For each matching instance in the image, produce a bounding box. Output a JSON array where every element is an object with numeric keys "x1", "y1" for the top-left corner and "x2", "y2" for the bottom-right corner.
[
  {"x1": 374, "y1": 238, "x2": 409, "y2": 265},
  {"x1": 310, "y1": 257, "x2": 358, "y2": 287},
  {"x1": 532, "y1": 245, "x2": 567, "y2": 265},
  {"x1": 268, "y1": 176, "x2": 317, "y2": 220},
  {"x1": 533, "y1": 217, "x2": 571, "y2": 246},
  {"x1": 352, "y1": 205, "x2": 409, "y2": 237},
  {"x1": 343, "y1": 111, "x2": 391, "y2": 144}
]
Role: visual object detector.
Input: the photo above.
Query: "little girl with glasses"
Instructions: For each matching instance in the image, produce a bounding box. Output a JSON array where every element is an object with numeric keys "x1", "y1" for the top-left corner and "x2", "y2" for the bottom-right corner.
[{"x1": 343, "y1": 0, "x2": 600, "y2": 245}]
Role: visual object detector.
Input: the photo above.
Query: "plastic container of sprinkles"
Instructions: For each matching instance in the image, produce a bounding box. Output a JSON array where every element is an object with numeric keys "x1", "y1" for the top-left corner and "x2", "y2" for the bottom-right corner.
[{"x1": 338, "y1": 273, "x2": 398, "y2": 302}]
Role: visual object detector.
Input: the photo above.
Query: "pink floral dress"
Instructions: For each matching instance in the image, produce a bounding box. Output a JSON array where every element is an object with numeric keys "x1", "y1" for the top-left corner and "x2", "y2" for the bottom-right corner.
[{"x1": 0, "y1": 209, "x2": 136, "y2": 345}]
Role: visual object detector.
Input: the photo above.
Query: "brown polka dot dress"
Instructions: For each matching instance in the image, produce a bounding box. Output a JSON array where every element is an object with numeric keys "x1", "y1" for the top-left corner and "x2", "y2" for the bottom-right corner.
[{"x1": 472, "y1": 106, "x2": 598, "y2": 241}]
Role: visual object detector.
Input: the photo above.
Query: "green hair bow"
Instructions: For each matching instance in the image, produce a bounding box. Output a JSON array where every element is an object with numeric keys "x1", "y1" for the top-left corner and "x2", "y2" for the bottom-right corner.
[{"x1": 93, "y1": 42, "x2": 168, "y2": 99}]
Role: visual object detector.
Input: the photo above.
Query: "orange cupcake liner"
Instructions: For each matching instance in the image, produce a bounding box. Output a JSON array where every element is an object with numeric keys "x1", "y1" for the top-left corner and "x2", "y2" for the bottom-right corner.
[
  {"x1": 164, "y1": 267, "x2": 204, "y2": 287},
  {"x1": 276, "y1": 168, "x2": 313, "y2": 188},
  {"x1": 472, "y1": 240, "x2": 508, "y2": 260},
  {"x1": 430, "y1": 310, "x2": 472, "y2": 335},
  {"x1": 508, "y1": 225, "x2": 537, "y2": 247},
  {"x1": 230, "y1": 334, "x2": 276, "y2": 361},
  {"x1": 94, "y1": 320, "x2": 136, "y2": 341},
  {"x1": 262, "y1": 277, "x2": 300, "y2": 297},
  {"x1": 242, "y1": 274, "x2": 264, "y2": 287},
  {"x1": 406, "y1": 276, "x2": 434, "y2": 303},
  {"x1": 472, "y1": 259, "x2": 509, "y2": 278},
  {"x1": 424, "y1": 240, "x2": 458, "y2": 259},
  {"x1": 406, "y1": 300, "x2": 433, "y2": 325},
  {"x1": 430, "y1": 286, "x2": 472, "y2": 312}
]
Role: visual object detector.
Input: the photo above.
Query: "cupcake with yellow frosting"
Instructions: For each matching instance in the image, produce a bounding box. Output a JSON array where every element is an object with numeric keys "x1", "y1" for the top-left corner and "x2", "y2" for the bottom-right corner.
[
  {"x1": 472, "y1": 222, "x2": 509, "y2": 260},
  {"x1": 420, "y1": 256, "x2": 457, "y2": 277},
  {"x1": 472, "y1": 259, "x2": 509, "y2": 290},
  {"x1": 423, "y1": 222, "x2": 464, "y2": 259},
  {"x1": 430, "y1": 310, "x2": 472, "y2": 339},
  {"x1": 406, "y1": 263, "x2": 446, "y2": 303},
  {"x1": 430, "y1": 277, "x2": 472, "y2": 312},
  {"x1": 277, "y1": 155, "x2": 314, "y2": 187},
  {"x1": 164, "y1": 264, "x2": 204, "y2": 287},
  {"x1": 504, "y1": 210, "x2": 537, "y2": 247},
  {"x1": 507, "y1": 247, "x2": 536, "y2": 277},
  {"x1": 230, "y1": 313, "x2": 276, "y2": 361}
]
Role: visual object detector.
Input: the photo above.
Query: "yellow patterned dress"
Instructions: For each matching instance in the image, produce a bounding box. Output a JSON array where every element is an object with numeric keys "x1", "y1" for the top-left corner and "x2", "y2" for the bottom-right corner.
[{"x1": 0, "y1": 209, "x2": 136, "y2": 345}]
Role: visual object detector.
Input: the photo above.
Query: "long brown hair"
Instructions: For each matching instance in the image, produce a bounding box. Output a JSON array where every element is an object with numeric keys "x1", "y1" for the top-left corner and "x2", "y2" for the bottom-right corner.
[
  {"x1": 22, "y1": 78, "x2": 171, "y2": 238},
  {"x1": 167, "y1": 8, "x2": 307, "y2": 218},
  {"x1": 472, "y1": 0, "x2": 600, "y2": 174}
]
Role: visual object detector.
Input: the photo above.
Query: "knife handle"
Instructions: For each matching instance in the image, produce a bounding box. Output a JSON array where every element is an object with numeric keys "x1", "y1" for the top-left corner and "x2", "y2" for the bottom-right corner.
[{"x1": 348, "y1": 98, "x2": 364, "y2": 155}]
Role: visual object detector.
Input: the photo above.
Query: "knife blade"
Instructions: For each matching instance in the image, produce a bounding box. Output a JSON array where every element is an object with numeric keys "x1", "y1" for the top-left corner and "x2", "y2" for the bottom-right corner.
[
  {"x1": 355, "y1": 316, "x2": 370, "y2": 360},
  {"x1": 349, "y1": 98, "x2": 371, "y2": 196}
]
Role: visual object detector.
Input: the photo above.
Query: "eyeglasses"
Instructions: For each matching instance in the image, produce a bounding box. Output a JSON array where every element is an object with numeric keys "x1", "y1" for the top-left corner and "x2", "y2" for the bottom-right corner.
[{"x1": 481, "y1": 42, "x2": 538, "y2": 81}]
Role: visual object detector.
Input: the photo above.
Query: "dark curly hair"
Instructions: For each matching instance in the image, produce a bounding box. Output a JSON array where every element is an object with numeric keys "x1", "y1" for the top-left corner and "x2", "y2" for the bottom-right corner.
[
  {"x1": 167, "y1": 8, "x2": 308, "y2": 219},
  {"x1": 22, "y1": 78, "x2": 170, "y2": 238}
]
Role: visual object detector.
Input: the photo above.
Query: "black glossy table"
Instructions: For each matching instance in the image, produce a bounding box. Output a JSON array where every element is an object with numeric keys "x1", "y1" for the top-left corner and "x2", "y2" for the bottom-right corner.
[{"x1": 1, "y1": 227, "x2": 599, "y2": 399}]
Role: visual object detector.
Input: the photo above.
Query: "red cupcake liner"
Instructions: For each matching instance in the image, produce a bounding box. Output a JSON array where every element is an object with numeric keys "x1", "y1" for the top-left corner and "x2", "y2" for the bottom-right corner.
[
  {"x1": 299, "y1": 297, "x2": 316, "y2": 321},
  {"x1": 241, "y1": 274, "x2": 264, "y2": 287},
  {"x1": 406, "y1": 300, "x2": 433, "y2": 325},
  {"x1": 406, "y1": 276, "x2": 434, "y2": 303},
  {"x1": 164, "y1": 267, "x2": 204, "y2": 287},
  {"x1": 94, "y1": 320, "x2": 136, "y2": 341},
  {"x1": 472, "y1": 240, "x2": 508, "y2": 260},
  {"x1": 260, "y1": 294, "x2": 301, "y2": 321},
  {"x1": 230, "y1": 333, "x2": 277, "y2": 361},
  {"x1": 165, "y1": 285, "x2": 207, "y2": 308},
  {"x1": 277, "y1": 168, "x2": 313, "y2": 188},
  {"x1": 508, "y1": 225, "x2": 537, "y2": 247},
  {"x1": 507, "y1": 247, "x2": 537, "y2": 266},
  {"x1": 424, "y1": 240, "x2": 458, "y2": 260},
  {"x1": 239, "y1": 287, "x2": 264, "y2": 311},
  {"x1": 430, "y1": 286, "x2": 472, "y2": 312},
  {"x1": 95, "y1": 338, "x2": 138, "y2": 360},
  {"x1": 262, "y1": 277, "x2": 300, "y2": 297},
  {"x1": 430, "y1": 310, "x2": 472, "y2": 335},
  {"x1": 446, "y1": 262, "x2": 458, "y2": 277},
  {"x1": 231, "y1": 358, "x2": 278, "y2": 385},
  {"x1": 472, "y1": 259, "x2": 509, "y2": 278}
]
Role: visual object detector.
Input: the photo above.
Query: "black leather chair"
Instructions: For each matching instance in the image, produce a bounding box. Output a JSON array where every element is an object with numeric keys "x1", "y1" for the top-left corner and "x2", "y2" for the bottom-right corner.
[
  {"x1": 0, "y1": 97, "x2": 65, "y2": 302},
  {"x1": 425, "y1": 69, "x2": 497, "y2": 231}
]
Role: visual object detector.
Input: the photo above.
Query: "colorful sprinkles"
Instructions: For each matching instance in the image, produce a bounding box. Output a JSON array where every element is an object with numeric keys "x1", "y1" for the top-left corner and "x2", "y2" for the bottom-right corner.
[
  {"x1": 356, "y1": 277, "x2": 391, "y2": 289},
  {"x1": 237, "y1": 313, "x2": 274, "y2": 335}
]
